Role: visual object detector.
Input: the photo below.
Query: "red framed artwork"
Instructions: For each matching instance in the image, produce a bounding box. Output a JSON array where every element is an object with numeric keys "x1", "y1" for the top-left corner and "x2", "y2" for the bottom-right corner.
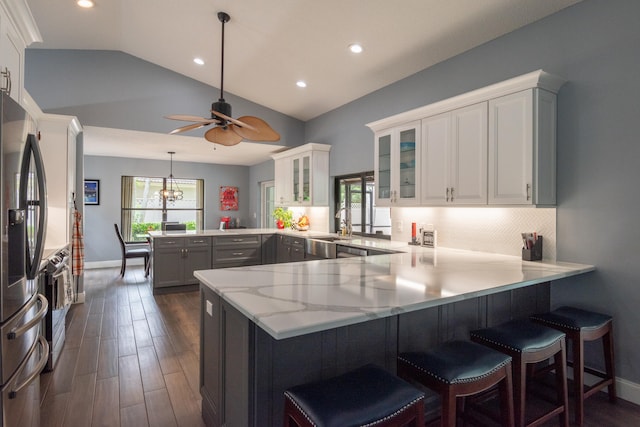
[{"x1": 220, "y1": 186, "x2": 238, "y2": 210}]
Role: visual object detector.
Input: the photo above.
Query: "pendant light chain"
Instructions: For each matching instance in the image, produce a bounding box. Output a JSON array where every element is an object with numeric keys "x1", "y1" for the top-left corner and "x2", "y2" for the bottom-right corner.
[{"x1": 164, "y1": 151, "x2": 183, "y2": 202}]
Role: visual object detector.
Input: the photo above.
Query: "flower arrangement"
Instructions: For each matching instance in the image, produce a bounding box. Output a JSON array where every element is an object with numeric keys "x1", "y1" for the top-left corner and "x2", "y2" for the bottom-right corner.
[{"x1": 273, "y1": 207, "x2": 293, "y2": 229}]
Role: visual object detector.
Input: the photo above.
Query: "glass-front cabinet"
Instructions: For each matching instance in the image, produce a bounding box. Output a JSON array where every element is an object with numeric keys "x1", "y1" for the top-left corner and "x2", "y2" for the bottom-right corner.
[
  {"x1": 272, "y1": 143, "x2": 331, "y2": 207},
  {"x1": 292, "y1": 155, "x2": 311, "y2": 204},
  {"x1": 374, "y1": 121, "x2": 420, "y2": 206}
]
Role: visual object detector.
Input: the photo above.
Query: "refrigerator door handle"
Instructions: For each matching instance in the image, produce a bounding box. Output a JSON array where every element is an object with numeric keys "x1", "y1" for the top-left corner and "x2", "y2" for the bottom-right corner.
[
  {"x1": 7, "y1": 294, "x2": 48, "y2": 340},
  {"x1": 20, "y1": 133, "x2": 48, "y2": 280},
  {"x1": 8, "y1": 335, "x2": 49, "y2": 399}
]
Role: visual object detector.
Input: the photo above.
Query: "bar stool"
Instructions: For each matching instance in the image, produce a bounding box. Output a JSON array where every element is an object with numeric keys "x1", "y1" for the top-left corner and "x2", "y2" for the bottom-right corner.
[
  {"x1": 283, "y1": 364, "x2": 425, "y2": 427},
  {"x1": 471, "y1": 319, "x2": 569, "y2": 427},
  {"x1": 397, "y1": 340, "x2": 515, "y2": 427},
  {"x1": 531, "y1": 306, "x2": 616, "y2": 426}
]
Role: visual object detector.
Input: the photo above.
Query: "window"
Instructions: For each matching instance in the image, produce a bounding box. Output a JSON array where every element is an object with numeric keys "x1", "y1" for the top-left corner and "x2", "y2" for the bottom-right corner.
[
  {"x1": 121, "y1": 176, "x2": 204, "y2": 241},
  {"x1": 334, "y1": 171, "x2": 391, "y2": 238}
]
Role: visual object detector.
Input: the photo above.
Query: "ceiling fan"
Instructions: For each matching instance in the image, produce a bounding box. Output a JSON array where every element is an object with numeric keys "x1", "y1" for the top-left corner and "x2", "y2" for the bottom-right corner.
[{"x1": 165, "y1": 12, "x2": 280, "y2": 146}]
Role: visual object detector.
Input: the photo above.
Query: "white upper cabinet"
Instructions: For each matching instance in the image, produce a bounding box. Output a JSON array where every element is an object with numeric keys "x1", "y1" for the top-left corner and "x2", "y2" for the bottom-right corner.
[
  {"x1": 272, "y1": 143, "x2": 331, "y2": 207},
  {"x1": 368, "y1": 70, "x2": 565, "y2": 207},
  {"x1": 374, "y1": 121, "x2": 420, "y2": 206},
  {"x1": 488, "y1": 89, "x2": 556, "y2": 205},
  {"x1": 39, "y1": 114, "x2": 82, "y2": 248},
  {"x1": 422, "y1": 103, "x2": 487, "y2": 205},
  {"x1": 0, "y1": 0, "x2": 42, "y2": 105}
]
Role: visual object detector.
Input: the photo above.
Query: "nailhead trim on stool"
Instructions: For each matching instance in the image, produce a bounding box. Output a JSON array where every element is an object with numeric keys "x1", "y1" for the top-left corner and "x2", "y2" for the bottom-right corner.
[
  {"x1": 531, "y1": 306, "x2": 617, "y2": 426},
  {"x1": 397, "y1": 340, "x2": 515, "y2": 427},
  {"x1": 283, "y1": 364, "x2": 425, "y2": 427},
  {"x1": 471, "y1": 319, "x2": 569, "y2": 427}
]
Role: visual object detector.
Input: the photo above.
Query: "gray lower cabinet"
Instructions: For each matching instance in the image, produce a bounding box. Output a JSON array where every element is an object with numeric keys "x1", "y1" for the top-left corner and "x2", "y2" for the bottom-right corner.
[
  {"x1": 261, "y1": 234, "x2": 277, "y2": 264},
  {"x1": 152, "y1": 236, "x2": 212, "y2": 292},
  {"x1": 276, "y1": 235, "x2": 306, "y2": 263},
  {"x1": 213, "y1": 235, "x2": 262, "y2": 268},
  {"x1": 200, "y1": 286, "x2": 251, "y2": 427}
]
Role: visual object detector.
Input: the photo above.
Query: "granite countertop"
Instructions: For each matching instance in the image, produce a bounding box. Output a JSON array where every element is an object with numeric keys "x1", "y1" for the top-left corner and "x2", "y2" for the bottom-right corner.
[{"x1": 194, "y1": 243, "x2": 595, "y2": 340}]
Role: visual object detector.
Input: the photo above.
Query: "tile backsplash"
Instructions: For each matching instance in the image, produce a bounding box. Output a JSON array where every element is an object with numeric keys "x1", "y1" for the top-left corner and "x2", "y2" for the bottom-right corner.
[{"x1": 391, "y1": 207, "x2": 556, "y2": 261}]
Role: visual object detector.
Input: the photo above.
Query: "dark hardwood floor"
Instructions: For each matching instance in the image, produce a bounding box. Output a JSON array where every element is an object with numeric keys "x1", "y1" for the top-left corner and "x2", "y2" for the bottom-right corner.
[
  {"x1": 39, "y1": 266, "x2": 204, "y2": 427},
  {"x1": 39, "y1": 265, "x2": 640, "y2": 427}
]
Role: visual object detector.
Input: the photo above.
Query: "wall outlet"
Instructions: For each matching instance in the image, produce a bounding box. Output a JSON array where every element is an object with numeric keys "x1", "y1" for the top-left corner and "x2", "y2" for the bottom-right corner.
[
  {"x1": 206, "y1": 300, "x2": 213, "y2": 316},
  {"x1": 394, "y1": 220, "x2": 403, "y2": 233}
]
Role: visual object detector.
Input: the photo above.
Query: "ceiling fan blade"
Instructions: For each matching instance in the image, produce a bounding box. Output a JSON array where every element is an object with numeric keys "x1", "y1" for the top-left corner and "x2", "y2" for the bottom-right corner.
[
  {"x1": 169, "y1": 122, "x2": 211, "y2": 135},
  {"x1": 233, "y1": 116, "x2": 281, "y2": 142},
  {"x1": 210, "y1": 110, "x2": 257, "y2": 131},
  {"x1": 204, "y1": 126, "x2": 243, "y2": 146},
  {"x1": 165, "y1": 114, "x2": 216, "y2": 123}
]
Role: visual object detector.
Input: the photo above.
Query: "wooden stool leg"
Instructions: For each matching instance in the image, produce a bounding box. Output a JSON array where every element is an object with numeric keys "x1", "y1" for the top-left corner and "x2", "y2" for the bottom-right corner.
[
  {"x1": 555, "y1": 342, "x2": 570, "y2": 427},
  {"x1": 499, "y1": 366, "x2": 515, "y2": 427},
  {"x1": 441, "y1": 389, "x2": 457, "y2": 427},
  {"x1": 513, "y1": 356, "x2": 526, "y2": 427},
  {"x1": 603, "y1": 328, "x2": 617, "y2": 402},
  {"x1": 573, "y1": 332, "x2": 585, "y2": 427}
]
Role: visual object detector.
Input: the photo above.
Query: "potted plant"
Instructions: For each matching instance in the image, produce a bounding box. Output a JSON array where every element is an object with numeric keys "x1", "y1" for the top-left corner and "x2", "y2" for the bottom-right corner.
[{"x1": 273, "y1": 207, "x2": 293, "y2": 229}]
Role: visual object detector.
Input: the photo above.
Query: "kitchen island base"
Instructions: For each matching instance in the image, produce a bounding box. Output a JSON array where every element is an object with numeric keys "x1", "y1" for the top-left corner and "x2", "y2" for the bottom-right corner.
[{"x1": 199, "y1": 282, "x2": 551, "y2": 427}]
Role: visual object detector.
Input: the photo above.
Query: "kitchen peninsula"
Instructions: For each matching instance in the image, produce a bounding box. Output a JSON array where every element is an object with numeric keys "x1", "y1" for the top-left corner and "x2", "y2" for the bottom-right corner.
[{"x1": 194, "y1": 241, "x2": 594, "y2": 427}]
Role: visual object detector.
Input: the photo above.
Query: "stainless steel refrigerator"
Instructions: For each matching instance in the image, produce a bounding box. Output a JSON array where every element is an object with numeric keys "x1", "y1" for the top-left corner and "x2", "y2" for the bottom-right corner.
[{"x1": 0, "y1": 92, "x2": 49, "y2": 426}]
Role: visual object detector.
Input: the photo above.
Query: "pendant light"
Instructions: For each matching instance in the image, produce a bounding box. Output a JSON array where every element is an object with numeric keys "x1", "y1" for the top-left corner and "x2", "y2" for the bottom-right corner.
[{"x1": 162, "y1": 151, "x2": 183, "y2": 202}]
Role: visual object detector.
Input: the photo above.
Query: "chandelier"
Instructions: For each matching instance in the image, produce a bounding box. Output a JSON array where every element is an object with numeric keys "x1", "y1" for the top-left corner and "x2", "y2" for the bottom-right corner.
[{"x1": 162, "y1": 151, "x2": 183, "y2": 202}]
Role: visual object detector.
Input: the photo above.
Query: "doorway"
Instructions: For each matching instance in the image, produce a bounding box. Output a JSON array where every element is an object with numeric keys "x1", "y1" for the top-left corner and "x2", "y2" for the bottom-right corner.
[{"x1": 261, "y1": 180, "x2": 275, "y2": 228}]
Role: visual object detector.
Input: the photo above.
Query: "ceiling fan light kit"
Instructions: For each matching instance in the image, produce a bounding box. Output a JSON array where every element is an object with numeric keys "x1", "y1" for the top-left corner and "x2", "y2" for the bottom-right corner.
[{"x1": 166, "y1": 11, "x2": 280, "y2": 147}]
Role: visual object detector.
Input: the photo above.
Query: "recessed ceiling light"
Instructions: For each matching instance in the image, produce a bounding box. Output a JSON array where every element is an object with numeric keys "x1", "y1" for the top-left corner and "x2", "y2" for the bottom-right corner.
[
  {"x1": 77, "y1": 0, "x2": 95, "y2": 8},
  {"x1": 193, "y1": 57, "x2": 205, "y2": 65},
  {"x1": 296, "y1": 81, "x2": 307, "y2": 88},
  {"x1": 349, "y1": 43, "x2": 363, "y2": 54}
]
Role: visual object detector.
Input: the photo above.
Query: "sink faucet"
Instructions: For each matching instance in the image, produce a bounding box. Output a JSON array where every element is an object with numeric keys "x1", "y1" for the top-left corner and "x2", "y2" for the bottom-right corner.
[{"x1": 335, "y1": 207, "x2": 352, "y2": 237}]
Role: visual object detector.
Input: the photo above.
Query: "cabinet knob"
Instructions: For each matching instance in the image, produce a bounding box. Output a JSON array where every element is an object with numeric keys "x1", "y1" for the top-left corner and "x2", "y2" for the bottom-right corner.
[
  {"x1": 446, "y1": 187, "x2": 450, "y2": 202},
  {"x1": 450, "y1": 187, "x2": 454, "y2": 202},
  {"x1": 526, "y1": 184, "x2": 531, "y2": 201}
]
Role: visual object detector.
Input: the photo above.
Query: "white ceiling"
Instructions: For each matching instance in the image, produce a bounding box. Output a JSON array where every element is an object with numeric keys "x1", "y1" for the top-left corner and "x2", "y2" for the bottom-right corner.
[
  {"x1": 26, "y1": 0, "x2": 581, "y2": 165},
  {"x1": 83, "y1": 126, "x2": 287, "y2": 166}
]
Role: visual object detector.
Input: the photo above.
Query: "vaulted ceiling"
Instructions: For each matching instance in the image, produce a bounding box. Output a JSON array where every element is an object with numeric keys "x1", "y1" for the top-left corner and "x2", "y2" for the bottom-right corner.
[{"x1": 27, "y1": 0, "x2": 582, "y2": 122}]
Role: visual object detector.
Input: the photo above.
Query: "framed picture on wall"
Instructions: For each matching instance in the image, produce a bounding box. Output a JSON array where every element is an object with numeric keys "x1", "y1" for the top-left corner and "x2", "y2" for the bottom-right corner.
[
  {"x1": 220, "y1": 186, "x2": 238, "y2": 210},
  {"x1": 84, "y1": 179, "x2": 100, "y2": 205}
]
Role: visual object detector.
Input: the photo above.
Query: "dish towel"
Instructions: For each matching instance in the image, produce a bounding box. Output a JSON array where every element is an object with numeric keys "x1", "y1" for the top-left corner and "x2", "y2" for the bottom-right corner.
[
  {"x1": 53, "y1": 265, "x2": 74, "y2": 310},
  {"x1": 72, "y1": 208, "x2": 84, "y2": 276}
]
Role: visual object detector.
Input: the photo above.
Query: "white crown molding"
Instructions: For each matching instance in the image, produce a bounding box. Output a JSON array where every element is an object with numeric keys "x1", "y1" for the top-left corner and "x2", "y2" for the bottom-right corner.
[
  {"x1": 2, "y1": 0, "x2": 42, "y2": 45},
  {"x1": 366, "y1": 69, "x2": 566, "y2": 132},
  {"x1": 271, "y1": 142, "x2": 331, "y2": 160}
]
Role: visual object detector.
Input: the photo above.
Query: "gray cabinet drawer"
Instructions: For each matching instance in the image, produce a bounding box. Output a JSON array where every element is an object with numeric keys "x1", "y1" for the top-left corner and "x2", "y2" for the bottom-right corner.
[
  {"x1": 154, "y1": 237, "x2": 185, "y2": 248},
  {"x1": 214, "y1": 235, "x2": 261, "y2": 248},
  {"x1": 213, "y1": 247, "x2": 261, "y2": 267},
  {"x1": 186, "y1": 236, "x2": 212, "y2": 247}
]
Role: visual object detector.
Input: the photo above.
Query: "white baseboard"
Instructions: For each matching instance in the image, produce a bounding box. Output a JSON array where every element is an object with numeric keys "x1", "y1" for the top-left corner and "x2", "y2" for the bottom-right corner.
[
  {"x1": 73, "y1": 292, "x2": 85, "y2": 304},
  {"x1": 614, "y1": 377, "x2": 640, "y2": 405},
  {"x1": 580, "y1": 371, "x2": 640, "y2": 406}
]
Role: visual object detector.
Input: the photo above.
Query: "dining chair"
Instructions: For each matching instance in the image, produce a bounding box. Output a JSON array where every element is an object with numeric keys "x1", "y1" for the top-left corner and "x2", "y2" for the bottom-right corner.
[{"x1": 114, "y1": 223, "x2": 150, "y2": 277}]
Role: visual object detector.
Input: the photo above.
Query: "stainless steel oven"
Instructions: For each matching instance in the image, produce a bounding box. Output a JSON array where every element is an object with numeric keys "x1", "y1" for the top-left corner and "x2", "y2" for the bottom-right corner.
[{"x1": 38, "y1": 248, "x2": 71, "y2": 372}]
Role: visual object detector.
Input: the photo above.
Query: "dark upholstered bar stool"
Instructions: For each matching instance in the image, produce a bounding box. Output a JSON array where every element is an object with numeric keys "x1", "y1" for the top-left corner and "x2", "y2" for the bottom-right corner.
[
  {"x1": 531, "y1": 306, "x2": 616, "y2": 426},
  {"x1": 471, "y1": 319, "x2": 569, "y2": 427},
  {"x1": 397, "y1": 340, "x2": 515, "y2": 427},
  {"x1": 283, "y1": 364, "x2": 425, "y2": 427}
]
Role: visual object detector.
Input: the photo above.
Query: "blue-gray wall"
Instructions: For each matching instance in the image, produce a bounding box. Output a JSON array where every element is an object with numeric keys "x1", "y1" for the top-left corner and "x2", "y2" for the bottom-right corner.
[
  {"x1": 25, "y1": 0, "x2": 640, "y2": 385},
  {"x1": 82, "y1": 155, "x2": 249, "y2": 263}
]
